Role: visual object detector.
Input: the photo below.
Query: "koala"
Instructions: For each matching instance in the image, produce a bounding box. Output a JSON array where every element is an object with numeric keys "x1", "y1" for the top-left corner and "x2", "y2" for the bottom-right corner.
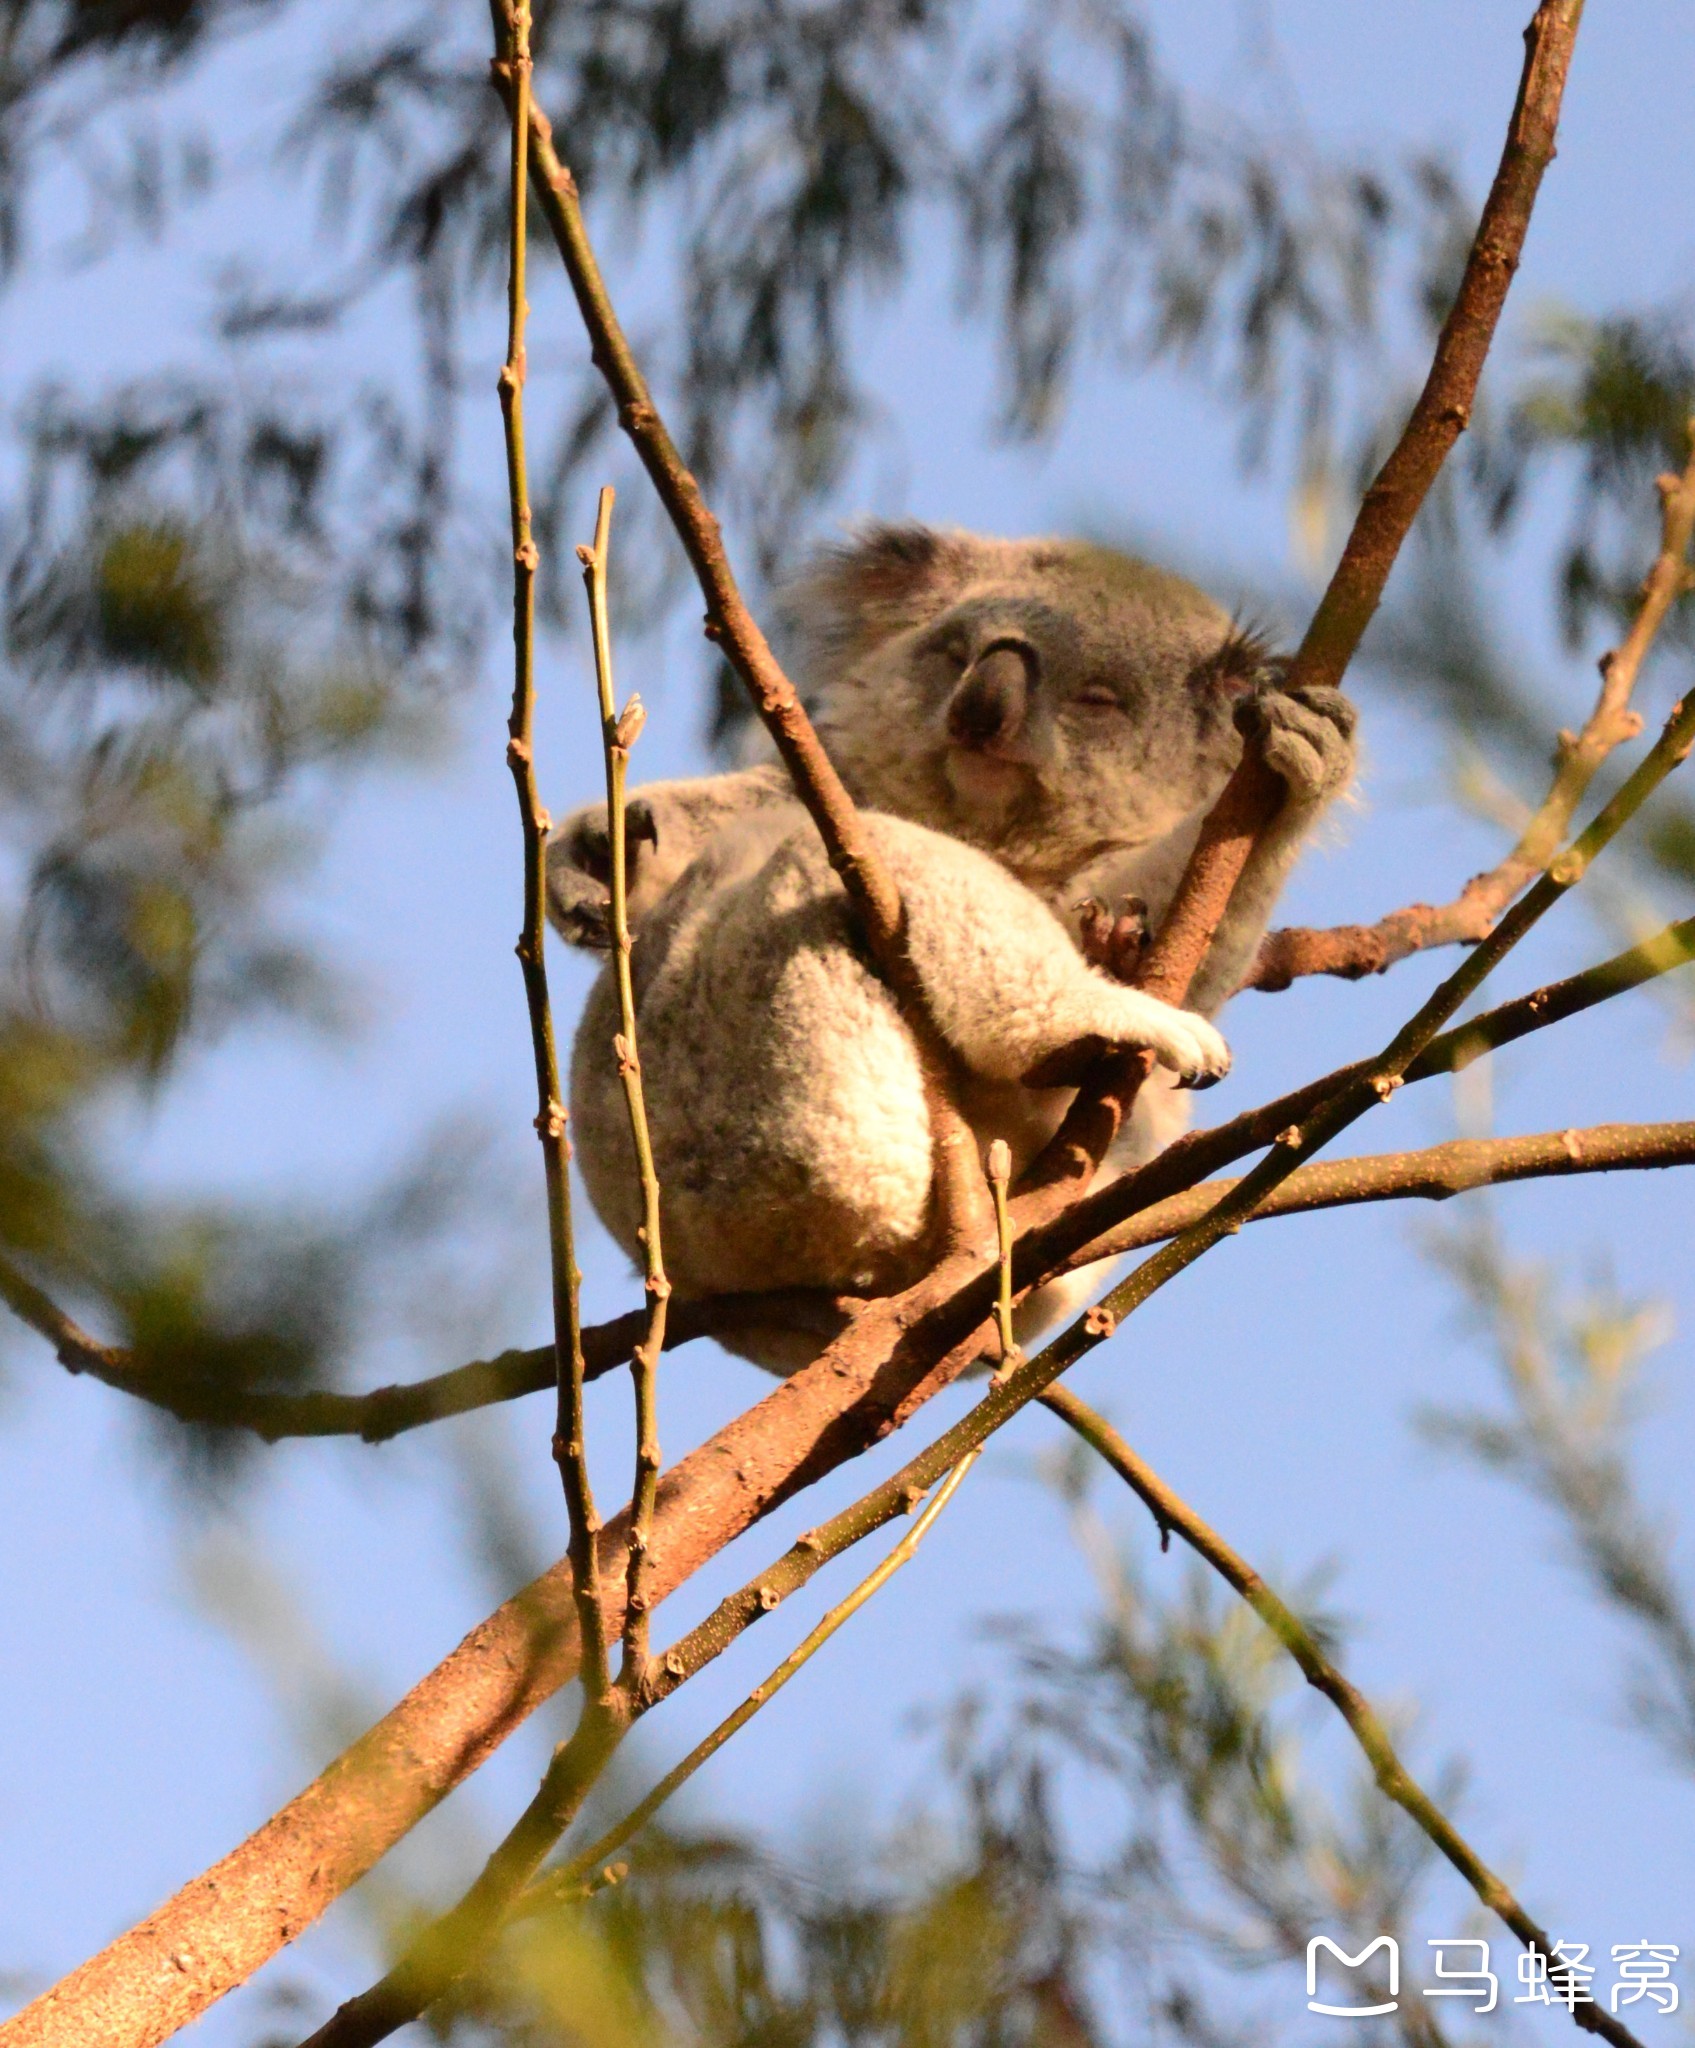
[{"x1": 548, "y1": 526, "x2": 1355, "y2": 1371}]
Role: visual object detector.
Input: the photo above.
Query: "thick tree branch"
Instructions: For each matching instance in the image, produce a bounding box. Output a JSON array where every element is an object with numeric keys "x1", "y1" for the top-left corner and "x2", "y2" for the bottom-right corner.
[
  {"x1": 1285, "y1": 0, "x2": 1583, "y2": 703},
  {"x1": 296, "y1": 1699, "x2": 629, "y2": 2048},
  {"x1": 1039, "y1": 1387, "x2": 1647, "y2": 2048}
]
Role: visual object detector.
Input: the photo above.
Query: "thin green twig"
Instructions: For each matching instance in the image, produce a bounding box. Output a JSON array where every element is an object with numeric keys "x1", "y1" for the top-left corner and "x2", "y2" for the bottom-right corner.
[
  {"x1": 494, "y1": 0, "x2": 605, "y2": 1698},
  {"x1": 575, "y1": 487, "x2": 671, "y2": 1686},
  {"x1": 1038, "y1": 1383, "x2": 1645, "y2": 2048},
  {"x1": 516, "y1": 1454, "x2": 979, "y2": 1919}
]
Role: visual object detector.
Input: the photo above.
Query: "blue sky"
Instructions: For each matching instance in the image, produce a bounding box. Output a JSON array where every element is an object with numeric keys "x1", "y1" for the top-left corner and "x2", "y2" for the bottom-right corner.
[{"x1": 2, "y1": 1, "x2": 1694, "y2": 2039}]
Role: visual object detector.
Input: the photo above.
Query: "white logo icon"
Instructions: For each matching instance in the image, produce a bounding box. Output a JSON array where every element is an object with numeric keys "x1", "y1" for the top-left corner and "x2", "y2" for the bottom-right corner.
[{"x1": 1306, "y1": 1936, "x2": 1399, "y2": 2017}]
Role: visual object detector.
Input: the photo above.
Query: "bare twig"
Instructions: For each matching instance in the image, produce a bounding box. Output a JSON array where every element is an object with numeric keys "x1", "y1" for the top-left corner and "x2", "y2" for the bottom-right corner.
[
  {"x1": 986, "y1": 1140, "x2": 1022, "y2": 1371},
  {"x1": 515, "y1": 1454, "x2": 978, "y2": 1925},
  {"x1": 1038, "y1": 1386, "x2": 1647, "y2": 2048},
  {"x1": 575, "y1": 488, "x2": 671, "y2": 1686},
  {"x1": 491, "y1": 0, "x2": 607, "y2": 1705},
  {"x1": 1247, "y1": 421, "x2": 1695, "y2": 992},
  {"x1": 1054, "y1": 1121, "x2": 1695, "y2": 1279}
]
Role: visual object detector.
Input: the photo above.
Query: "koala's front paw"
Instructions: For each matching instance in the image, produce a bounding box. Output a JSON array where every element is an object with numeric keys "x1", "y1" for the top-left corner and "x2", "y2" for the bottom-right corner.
[
  {"x1": 1021, "y1": 990, "x2": 1231, "y2": 1091},
  {"x1": 1238, "y1": 683, "x2": 1357, "y2": 808},
  {"x1": 1114, "y1": 990, "x2": 1232, "y2": 1088},
  {"x1": 545, "y1": 798, "x2": 658, "y2": 949}
]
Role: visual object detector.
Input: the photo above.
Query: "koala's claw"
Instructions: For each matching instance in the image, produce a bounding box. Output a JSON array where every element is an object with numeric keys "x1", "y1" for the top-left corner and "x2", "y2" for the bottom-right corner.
[{"x1": 1236, "y1": 683, "x2": 1357, "y2": 806}]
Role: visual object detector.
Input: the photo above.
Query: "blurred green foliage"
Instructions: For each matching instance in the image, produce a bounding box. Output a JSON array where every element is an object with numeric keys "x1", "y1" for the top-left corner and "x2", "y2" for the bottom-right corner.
[{"x1": 0, "y1": 1, "x2": 1691, "y2": 2038}]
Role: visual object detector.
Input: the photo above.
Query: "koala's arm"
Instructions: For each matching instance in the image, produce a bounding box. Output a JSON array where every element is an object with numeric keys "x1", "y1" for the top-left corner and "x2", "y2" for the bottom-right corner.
[
  {"x1": 1186, "y1": 683, "x2": 1356, "y2": 1012},
  {"x1": 871, "y1": 818, "x2": 1230, "y2": 1086},
  {"x1": 547, "y1": 763, "x2": 794, "y2": 946},
  {"x1": 1083, "y1": 684, "x2": 1356, "y2": 1017}
]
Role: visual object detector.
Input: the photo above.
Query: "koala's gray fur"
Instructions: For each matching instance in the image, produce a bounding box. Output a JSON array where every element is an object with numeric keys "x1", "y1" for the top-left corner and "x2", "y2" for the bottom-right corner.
[{"x1": 548, "y1": 526, "x2": 1356, "y2": 1371}]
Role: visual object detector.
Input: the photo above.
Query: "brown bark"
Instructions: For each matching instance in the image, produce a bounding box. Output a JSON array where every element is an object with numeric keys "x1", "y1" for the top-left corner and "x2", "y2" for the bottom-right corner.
[
  {"x1": 0, "y1": 9, "x2": 1593, "y2": 2045},
  {"x1": 1012, "y1": 748, "x2": 1286, "y2": 1217},
  {"x1": 507, "y1": 81, "x2": 993, "y2": 1255},
  {"x1": 1283, "y1": 0, "x2": 1582, "y2": 702}
]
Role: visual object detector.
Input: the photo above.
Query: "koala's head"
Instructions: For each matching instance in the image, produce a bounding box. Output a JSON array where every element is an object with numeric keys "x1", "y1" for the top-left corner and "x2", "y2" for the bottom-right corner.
[{"x1": 784, "y1": 524, "x2": 1278, "y2": 887}]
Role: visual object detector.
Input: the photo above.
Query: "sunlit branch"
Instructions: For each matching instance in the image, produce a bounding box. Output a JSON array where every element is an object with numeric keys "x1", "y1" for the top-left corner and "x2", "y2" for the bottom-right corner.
[
  {"x1": 493, "y1": 0, "x2": 607, "y2": 1705},
  {"x1": 575, "y1": 487, "x2": 671, "y2": 1686},
  {"x1": 1039, "y1": 1385, "x2": 1647, "y2": 2048},
  {"x1": 498, "y1": 76, "x2": 991, "y2": 1252},
  {"x1": 1039, "y1": 1120, "x2": 1695, "y2": 1273},
  {"x1": 1247, "y1": 422, "x2": 1695, "y2": 992},
  {"x1": 514, "y1": 1454, "x2": 978, "y2": 1924},
  {"x1": 295, "y1": 1704, "x2": 628, "y2": 2048}
]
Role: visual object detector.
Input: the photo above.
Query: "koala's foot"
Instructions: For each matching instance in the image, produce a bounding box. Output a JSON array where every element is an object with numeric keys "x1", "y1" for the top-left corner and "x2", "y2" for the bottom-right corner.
[
  {"x1": 1076, "y1": 895, "x2": 1150, "y2": 985},
  {"x1": 1240, "y1": 682, "x2": 1357, "y2": 807},
  {"x1": 1022, "y1": 990, "x2": 1229, "y2": 1090},
  {"x1": 545, "y1": 797, "x2": 658, "y2": 948}
]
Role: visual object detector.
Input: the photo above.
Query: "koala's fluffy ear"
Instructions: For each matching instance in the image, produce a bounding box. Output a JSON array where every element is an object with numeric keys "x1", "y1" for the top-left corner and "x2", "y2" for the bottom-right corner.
[{"x1": 781, "y1": 523, "x2": 980, "y2": 683}]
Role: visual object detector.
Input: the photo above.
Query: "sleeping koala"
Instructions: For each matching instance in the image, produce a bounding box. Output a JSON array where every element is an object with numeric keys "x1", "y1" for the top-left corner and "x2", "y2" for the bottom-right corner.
[{"x1": 548, "y1": 526, "x2": 1355, "y2": 1369}]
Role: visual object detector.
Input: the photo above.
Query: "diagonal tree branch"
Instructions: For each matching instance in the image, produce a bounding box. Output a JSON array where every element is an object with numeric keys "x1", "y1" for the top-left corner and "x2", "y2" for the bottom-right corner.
[
  {"x1": 307, "y1": 1443, "x2": 983, "y2": 2048},
  {"x1": 0, "y1": 11, "x2": 1597, "y2": 2044},
  {"x1": 1286, "y1": 0, "x2": 1584, "y2": 703},
  {"x1": 501, "y1": 71, "x2": 993, "y2": 1253},
  {"x1": 1038, "y1": 1386, "x2": 1648, "y2": 2048}
]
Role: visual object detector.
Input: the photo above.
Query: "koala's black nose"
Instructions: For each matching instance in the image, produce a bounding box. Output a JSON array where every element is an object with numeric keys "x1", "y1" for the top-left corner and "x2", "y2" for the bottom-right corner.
[{"x1": 946, "y1": 640, "x2": 1038, "y2": 752}]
